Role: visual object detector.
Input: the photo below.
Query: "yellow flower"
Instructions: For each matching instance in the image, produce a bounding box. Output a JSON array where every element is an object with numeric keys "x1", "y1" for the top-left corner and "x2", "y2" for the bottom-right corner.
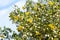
[
  {"x1": 48, "y1": 24, "x2": 55, "y2": 30},
  {"x1": 25, "y1": 12, "x2": 30, "y2": 16},
  {"x1": 20, "y1": 16, "x2": 24, "y2": 20},
  {"x1": 17, "y1": 25, "x2": 23, "y2": 32},
  {"x1": 14, "y1": 16, "x2": 18, "y2": 21},
  {"x1": 35, "y1": 31, "x2": 40, "y2": 35},
  {"x1": 27, "y1": 18, "x2": 33, "y2": 23},
  {"x1": 22, "y1": 6, "x2": 25, "y2": 10},
  {"x1": 34, "y1": 6, "x2": 38, "y2": 11},
  {"x1": 48, "y1": 1, "x2": 54, "y2": 6}
]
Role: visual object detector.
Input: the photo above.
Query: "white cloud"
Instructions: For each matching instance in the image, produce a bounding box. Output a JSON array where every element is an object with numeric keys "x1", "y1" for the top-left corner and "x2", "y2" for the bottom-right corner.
[
  {"x1": 0, "y1": 0, "x2": 10, "y2": 6},
  {"x1": 0, "y1": 6, "x2": 13, "y2": 16},
  {"x1": 0, "y1": 6, "x2": 12, "y2": 27},
  {"x1": 0, "y1": 0, "x2": 19, "y2": 9},
  {"x1": 0, "y1": 9, "x2": 9, "y2": 16}
]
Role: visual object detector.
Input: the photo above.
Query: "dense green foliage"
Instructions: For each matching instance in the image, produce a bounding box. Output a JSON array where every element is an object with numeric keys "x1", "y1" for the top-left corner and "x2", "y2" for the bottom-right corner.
[
  {"x1": 0, "y1": 0, "x2": 60, "y2": 40},
  {"x1": 9, "y1": 0, "x2": 60, "y2": 40}
]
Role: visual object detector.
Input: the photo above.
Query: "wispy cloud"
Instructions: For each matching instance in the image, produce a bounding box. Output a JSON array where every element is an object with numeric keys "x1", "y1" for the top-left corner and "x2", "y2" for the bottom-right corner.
[{"x1": 0, "y1": 0, "x2": 19, "y2": 10}]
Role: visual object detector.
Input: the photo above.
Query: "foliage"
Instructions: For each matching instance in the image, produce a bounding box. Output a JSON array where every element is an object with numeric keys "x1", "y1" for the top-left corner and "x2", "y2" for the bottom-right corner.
[
  {"x1": 0, "y1": 27, "x2": 12, "y2": 40},
  {"x1": 8, "y1": 0, "x2": 60, "y2": 40}
]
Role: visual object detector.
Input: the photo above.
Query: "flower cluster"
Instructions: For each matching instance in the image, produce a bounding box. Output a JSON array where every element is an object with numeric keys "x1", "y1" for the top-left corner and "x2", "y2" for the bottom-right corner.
[
  {"x1": 17, "y1": 25, "x2": 24, "y2": 32},
  {"x1": 9, "y1": 0, "x2": 60, "y2": 40}
]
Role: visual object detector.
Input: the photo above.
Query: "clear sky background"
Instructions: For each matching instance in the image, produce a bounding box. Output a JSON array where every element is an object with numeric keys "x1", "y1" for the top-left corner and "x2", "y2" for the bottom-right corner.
[{"x1": 0, "y1": 0, "x2": 39, "y2": 32}]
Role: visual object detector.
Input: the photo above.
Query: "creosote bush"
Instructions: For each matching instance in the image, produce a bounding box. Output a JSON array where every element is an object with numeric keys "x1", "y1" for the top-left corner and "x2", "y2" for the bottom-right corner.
[{"x1": 9, "y1": 0, "x2": 60, "y2": 40}]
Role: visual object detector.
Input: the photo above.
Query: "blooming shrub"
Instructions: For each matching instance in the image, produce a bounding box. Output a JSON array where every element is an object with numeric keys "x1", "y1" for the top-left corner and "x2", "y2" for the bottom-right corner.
[
  {"x1": 9, "y1": 0, "x2": 60, "y2": 40},
  {"x1": 0, "y1": 27, "x2": 12, "y2": 40}
]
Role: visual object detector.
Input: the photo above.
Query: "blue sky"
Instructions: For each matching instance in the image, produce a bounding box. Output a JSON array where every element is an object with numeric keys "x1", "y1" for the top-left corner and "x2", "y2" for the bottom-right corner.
[
  {"x1": 0, "y1": 0, "x2": 19, "y2": 10},
  {"x1": 0, "y1": 0, "x2": 26, "y2": 32}
]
